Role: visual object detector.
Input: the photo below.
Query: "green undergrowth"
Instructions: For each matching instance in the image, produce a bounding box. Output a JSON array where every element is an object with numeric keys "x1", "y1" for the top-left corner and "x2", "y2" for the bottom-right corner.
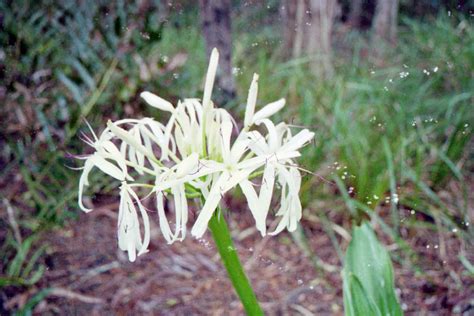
[{"x1": 1, "y1": 2, "x2": 472, "y2": 312}]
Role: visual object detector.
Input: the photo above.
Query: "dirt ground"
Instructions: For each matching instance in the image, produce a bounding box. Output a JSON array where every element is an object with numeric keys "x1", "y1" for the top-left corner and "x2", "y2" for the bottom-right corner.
[{"x1": 3, "y1": 191, "x2": 471, "y2": 316}]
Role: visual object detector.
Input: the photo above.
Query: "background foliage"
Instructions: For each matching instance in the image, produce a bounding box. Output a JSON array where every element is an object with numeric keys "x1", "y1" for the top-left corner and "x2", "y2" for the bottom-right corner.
[{"x1": 0, "y1": 0, "x2": 472, "y2": 314}]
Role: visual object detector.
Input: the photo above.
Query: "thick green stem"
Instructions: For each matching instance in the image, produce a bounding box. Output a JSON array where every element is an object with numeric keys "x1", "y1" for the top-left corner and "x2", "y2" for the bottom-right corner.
[{"x1": 208, "y1": 209, "x2": 264, "y2": 315}]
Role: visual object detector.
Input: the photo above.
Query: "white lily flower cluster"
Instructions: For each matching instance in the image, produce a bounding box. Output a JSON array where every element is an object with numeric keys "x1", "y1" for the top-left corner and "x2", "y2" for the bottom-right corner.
[{"x1": 78, "y1": 48, "x2": 314, "y2": 262}]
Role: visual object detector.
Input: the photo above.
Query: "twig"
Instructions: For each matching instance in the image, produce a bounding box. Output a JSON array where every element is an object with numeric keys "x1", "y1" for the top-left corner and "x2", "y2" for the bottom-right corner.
[
  {"x1": 290, "y1": 304, "x2": 315, "y2": 316},
  {"x1": 49, "y1": 287, "x2": 104, "y2": 304}
]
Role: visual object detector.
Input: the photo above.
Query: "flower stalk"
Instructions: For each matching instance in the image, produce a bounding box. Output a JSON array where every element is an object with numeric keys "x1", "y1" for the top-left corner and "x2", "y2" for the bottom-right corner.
[{"x1": 208, "y1": 207, "x2": 264, "y2": 315}]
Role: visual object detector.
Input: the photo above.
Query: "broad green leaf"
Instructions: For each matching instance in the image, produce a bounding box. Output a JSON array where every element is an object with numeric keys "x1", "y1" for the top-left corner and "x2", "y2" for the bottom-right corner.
[{"x1": 343, "y1": 222, "x2": 403, "y2": 316}]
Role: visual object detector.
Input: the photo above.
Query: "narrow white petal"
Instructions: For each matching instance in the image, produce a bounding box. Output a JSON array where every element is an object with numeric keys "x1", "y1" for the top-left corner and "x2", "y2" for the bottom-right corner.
[
  {"x1": 236, "y1": 151, "x2": 300, "y2": 171},
  {"x1": 258, "y1": 163, "x2": 275, "y2": 232},
  {"x1": 117, "y1": 184, "x2": 142, "y2": 262},
  {"x1": 127, "y1": 186, "x2": 150, "y2": 257},
  {"x1": 203, "y1": 48, "x2": 219, "y2": 114},
  {"x1": 179, "y1": 184, "x2": 188, "y2": 239},
  {"x1": 221, "y1": 169, "x2": 254, "y2": 192},
  {"x1": 269, "y1": 210, "x2": 290, "y2": 236},
  {"x1": 154, "y1": 165, "x2": 219, "y2": 192},
  {"x1": 290, "y1": 166, "x2": 302, "y2": 191},
  {"x1": 171, "y1": 185, "x2": 182, "y2": 242},
  {"x1": 78, "y1": 158, "x2": 95, "y2": 212},
  {"x1": 169, "y1": 185, "x2": 188, "y2": 241},
  {"x1": 156, "y1": 191, "x2": 173, "y2": 243},
  {"x1": 101, "y1": 140, "x2": 130, "y2": 179},
  {"x1": 127, "y1": 239, "x2": 137, "y2": 262},
  {"x1": 259, "y1": 119, "x2": 278, "y2": 150},
  {"x1": 90, "y1": 154, "x2": 125, "y2": 181},
  {"x1": 289, "y1": 197, "x2": 302, "y2": 232},
  {"x1": 247, "y1": 131, "x2": 269, "y2": 155},
  {"x1": 120, "y1": 140, "x2": 127, "y2": 159},
  {"x1": 220, "y1": 119, "x2": 233, "y2": 163},
  {"x1": 244, "y1": 73, "x2": 259, "y2": 127},
  {"x1": 162, "y1": 114, "x2": 177, "y2": 161},
  {"x1": 183, "y1": 100, "x2": 197, "y2": 124},
  {"x1": 191, "y1": 171, "x2": 229, "y2": 238},
  {"x1": 252, "y1": 98, "x2": 285, "y2": 124},
  {"x1": 142, "y1": 128, "x2": 154, "y2": 161},
  {"x1": 175, "y1": 101, "x2": 192, "y2": 134},
  {"x1": 239, "y1": 180, "x2": 266, "y2": 235},
  {"x1": 190, "y1": 120, "x2": 202, "y2": 153},
  {"x1": 143, "y1": 119, "x2": 166, "y2": 146},
  {"x1": 133, "y1": 127, "x2": 145, "y2": 172},
  {"x1": 277, "y1": 166, "x2": 298, "y2": 194},
  {"x1": 280, "y1": 129, "x2": 315, "y2": 153},
  {"x1": 117, "y1": 185, "x2": 127, "y2": 251},
  {"x1": 206, "y1": 117, "x2": 221, "y2": 157},
  {"x1": 174, "y1": 125, "x2": 187, "y2": 157},
  {"x1": 127, "y1": 129, "x2": 139, "y2": 170},
  {"x1": 140, "y1": 91, "x2": 174, "y2": 112},
  {"x1": 107, "y1": 121, "x2": 157, "y2": 164},
  {"x1": 230, "y1": 137, "x2": 250, "y2": 165},
  {"x1": 175, "y1": 153, "x2": 199, "y2": 178}
]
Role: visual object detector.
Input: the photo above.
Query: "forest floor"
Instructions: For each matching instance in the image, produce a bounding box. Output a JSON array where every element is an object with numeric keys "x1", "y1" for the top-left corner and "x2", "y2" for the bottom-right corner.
[{"x1": 5, "y1": 189, "x2": 473, "y2": 316}]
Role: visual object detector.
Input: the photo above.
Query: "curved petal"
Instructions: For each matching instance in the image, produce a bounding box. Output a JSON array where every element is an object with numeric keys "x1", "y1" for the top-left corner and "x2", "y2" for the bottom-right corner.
[
  {"x1": 230, "y1": 137, "x2": 250, "y2": 165},
  {"x1": 247, "y1": 131, "x2": 269, "y2": 156},
  {"x1": 90, "y1": 154, "x2": 126, "y2": 181},
  {"x1": 107, "y1": 121, "x2": 157, "y2": 164},
  {"x1": 156, "y1": 190, "x2": 173, "y2": 244},
  {"x1": 117, "y1": 184, "x2": 142, "y2": 262},
  {"x1": 140, "y1": 91, "x2": 174, "y2": 112},
  {"x1": 171, "y1": 184, "x2": 188, "y2": 241},
  {"x1": 220, "y1": 119, "x2": 233, "y2": 163},
  {"x1": 100, "y1": 140, "x2": 131, "y2": 180},
  {"x1": 280, "y1": 129, "x2": 315, "y2": 153},
  {"x1": 191, "y1": 171, "x2": 229, "y2": 238},
  {"x1": 78, "y1": 158, "x2": 95, "y2": 212},
  {"x1": 252, "y1": 98, "x2": 285, "y2": 124},
  {"x1": 239, "y1": 179, "x2": 266, "y2": 235},
  {"x1": 127, "y1": 186, "x2": 151, "y2": 257},
  {"x1": 258, "y1": 163, "x2": 275, "y2": 232},
  {"x1": 259, "y1": 119, "x2": 279, "y2": 151}
]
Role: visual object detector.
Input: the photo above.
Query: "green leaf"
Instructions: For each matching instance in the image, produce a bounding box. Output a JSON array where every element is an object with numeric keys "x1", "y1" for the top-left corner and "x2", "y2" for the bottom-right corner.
[
  {"x1": 57, "y1": 72, "x2": 84, "y2": 104},
  {"x1": 343, "y1": 222, "x2": 403, "y2": 316},
  {"x1": 7, "y1": 235, "x2": 37, "y2": 278},
  {"x1": 343, "y1": 272, "x2": 381, "y2": 316}
]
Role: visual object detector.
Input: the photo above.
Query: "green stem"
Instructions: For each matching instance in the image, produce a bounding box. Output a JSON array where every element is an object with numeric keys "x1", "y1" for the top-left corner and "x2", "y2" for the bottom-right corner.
[{"x1": 208, "y1": 208, "x2": 264, "y2": 315}]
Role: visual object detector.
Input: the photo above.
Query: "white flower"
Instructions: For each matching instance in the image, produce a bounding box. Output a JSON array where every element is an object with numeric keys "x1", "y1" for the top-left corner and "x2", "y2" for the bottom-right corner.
[{"x1": 77, "y1": 47, "x2": 314, "y2": 261}]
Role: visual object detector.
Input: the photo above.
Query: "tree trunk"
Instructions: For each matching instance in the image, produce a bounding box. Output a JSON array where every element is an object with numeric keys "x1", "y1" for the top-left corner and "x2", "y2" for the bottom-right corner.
[
  {"x1": 199, "y1": 0, "x2": 236, "y2": 105},
  {"x1": 307, "y1": 0, "x2": 337, "y2": 78},
  {"x1": 348, "y1": 0, "x2": 363, "y2": 28},
  {"x1": 373, "y1": 0, "x2": 399, "y2": 44},
  {"x1": 280, "y1": 1, "x2": 298, "y2": 59},
  {"x1": 280, "y1": 0, "x2": 339, "y2": 78}
]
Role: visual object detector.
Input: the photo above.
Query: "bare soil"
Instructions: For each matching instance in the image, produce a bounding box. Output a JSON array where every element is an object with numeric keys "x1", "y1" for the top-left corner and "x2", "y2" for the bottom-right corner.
[{"x1": 4, "y1": 195, "x2": 470, "y2": 316}]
